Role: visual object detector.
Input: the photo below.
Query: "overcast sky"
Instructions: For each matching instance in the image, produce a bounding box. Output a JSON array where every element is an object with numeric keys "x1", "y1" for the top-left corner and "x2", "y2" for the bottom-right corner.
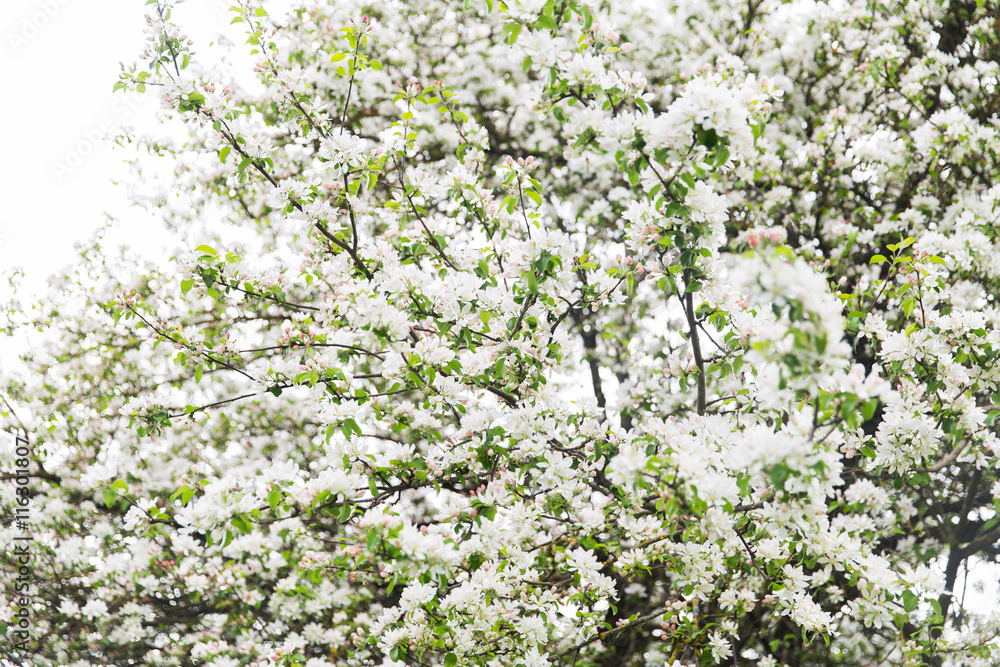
[{"x1": 0, "y1": 0, "x2": 233, "y2": 299}]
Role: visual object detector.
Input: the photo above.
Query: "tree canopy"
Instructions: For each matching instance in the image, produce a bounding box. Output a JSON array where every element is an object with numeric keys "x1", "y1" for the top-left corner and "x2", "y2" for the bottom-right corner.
[{"x1": 3, "y1": 0, "x2": 1000, "y2": 665}]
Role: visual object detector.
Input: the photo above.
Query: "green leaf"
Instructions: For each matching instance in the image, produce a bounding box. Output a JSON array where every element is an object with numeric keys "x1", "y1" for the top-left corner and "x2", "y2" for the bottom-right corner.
[
  {"x1": 533, "y1": 14, "x2": 558, "y2": 31},
  {"x1": 444, "y1": 653, "x2": 458, "y2": 667},
  {"x1": 527, "y1": 270, "x2": 539, "y2": 293},
  {"x1": 712, "y1": 146, "x2": 730, "y2": 168},
  {"x1": 341, "y1": 418, "x2": 363, "y2": 439},
  {"x1": 267, "y1": 487, "x2": 282, "y2": 511},
  {"x1": 502, "y1": 22, "x2": 522, "y2": 44},
  {"x1": 195, "y1": 244, "x2": 218, "y2": 256}
]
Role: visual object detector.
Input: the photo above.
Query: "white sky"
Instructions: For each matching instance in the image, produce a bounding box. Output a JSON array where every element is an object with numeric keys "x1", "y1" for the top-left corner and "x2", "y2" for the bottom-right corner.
[
  {"x1": 0, "y1": 0, "x2": 242, "y2": 300},
  {"x1": 0, "y1": 0, "x2": 246, "y2": 373}
]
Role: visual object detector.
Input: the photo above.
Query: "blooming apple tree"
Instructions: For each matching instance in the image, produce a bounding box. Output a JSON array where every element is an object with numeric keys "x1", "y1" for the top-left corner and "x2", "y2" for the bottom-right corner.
[{"x1": 3, "y1": 0, "x2": 1000, "y2": 665}]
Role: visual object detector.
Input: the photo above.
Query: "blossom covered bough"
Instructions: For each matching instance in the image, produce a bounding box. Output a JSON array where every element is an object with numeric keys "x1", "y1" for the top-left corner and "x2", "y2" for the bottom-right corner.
[{"x1": 2, "y1": 0, "x2": 1000, "y2": 665}]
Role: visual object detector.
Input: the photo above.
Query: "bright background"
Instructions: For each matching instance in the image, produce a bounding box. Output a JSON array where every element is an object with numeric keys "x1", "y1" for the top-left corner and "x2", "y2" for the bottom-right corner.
[
  {"x1": 0, "y1": 0, "x2": 251, "y2": 371},
  {"x1": 0, "y1": 0, "x2": 224, "y2": 294},
  {"x1": 1, "y1": 0, "x2": 997, "y2": 615}
]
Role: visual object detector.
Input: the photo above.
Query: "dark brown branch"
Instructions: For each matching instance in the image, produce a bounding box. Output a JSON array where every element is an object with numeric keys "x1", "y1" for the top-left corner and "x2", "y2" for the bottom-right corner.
[{"x1": 682, "y1": 274, "x2": 707, "y2": 415}]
